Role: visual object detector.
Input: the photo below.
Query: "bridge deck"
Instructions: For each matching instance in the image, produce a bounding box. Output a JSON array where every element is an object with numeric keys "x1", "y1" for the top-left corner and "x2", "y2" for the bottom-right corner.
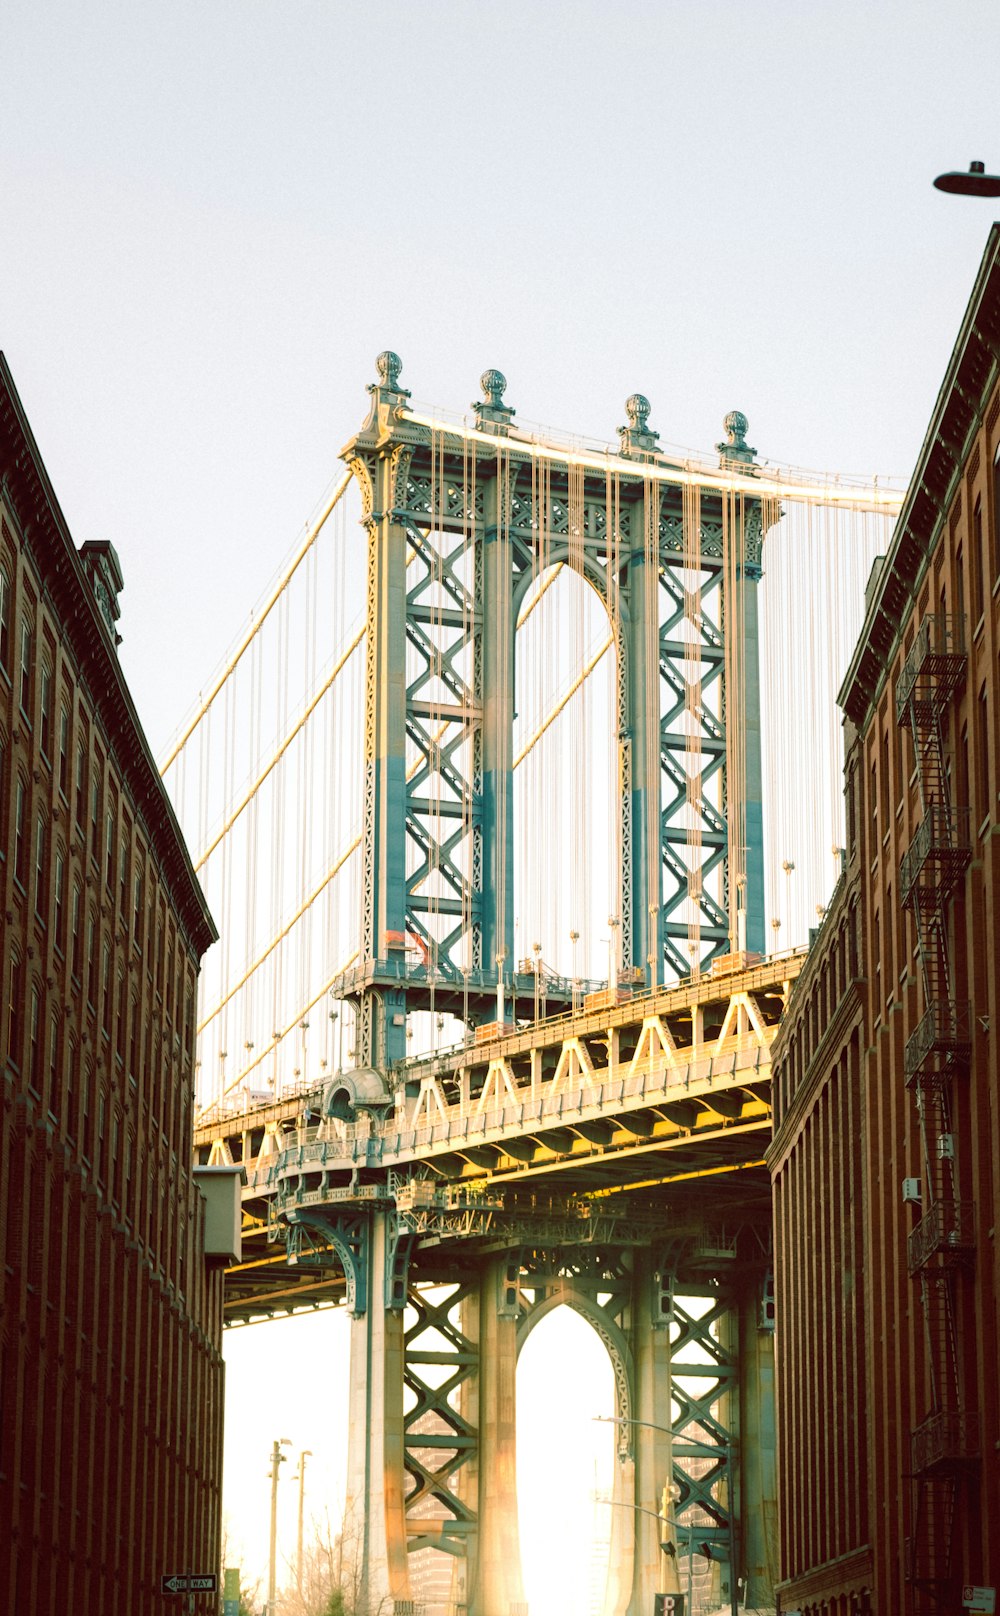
[{"x1": 195, "y1": 951, "x2": 804, "y2": 1323}]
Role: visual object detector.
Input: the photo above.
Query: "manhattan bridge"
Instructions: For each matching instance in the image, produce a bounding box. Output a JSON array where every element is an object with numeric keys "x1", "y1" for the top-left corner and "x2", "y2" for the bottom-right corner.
[{"x1": 175, "y1": 356, "x2": 902, "y2": 1616}]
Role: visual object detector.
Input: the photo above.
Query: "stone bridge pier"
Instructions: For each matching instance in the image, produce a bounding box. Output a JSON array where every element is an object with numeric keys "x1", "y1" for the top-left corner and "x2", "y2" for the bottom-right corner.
[{"x1": 330, "y1": 1208, "x2": 777, "y2": 1616}]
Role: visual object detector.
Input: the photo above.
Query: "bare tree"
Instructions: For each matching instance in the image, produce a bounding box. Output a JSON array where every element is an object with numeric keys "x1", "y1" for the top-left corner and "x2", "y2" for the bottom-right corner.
[{"x1": 279, "y1": 1509, "x2": 395, "y2": 1616}]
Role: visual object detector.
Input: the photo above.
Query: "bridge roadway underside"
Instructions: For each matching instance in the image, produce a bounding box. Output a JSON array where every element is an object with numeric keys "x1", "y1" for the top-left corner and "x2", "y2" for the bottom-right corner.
[{"x1": 195, "y1": 952, "x2": 802, "y2": 1616}]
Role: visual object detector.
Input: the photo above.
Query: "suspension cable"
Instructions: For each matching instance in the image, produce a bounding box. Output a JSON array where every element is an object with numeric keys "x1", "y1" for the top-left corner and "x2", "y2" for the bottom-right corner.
[{"x1": 160, "y1": 469, "x2": 353, "y2": 773}]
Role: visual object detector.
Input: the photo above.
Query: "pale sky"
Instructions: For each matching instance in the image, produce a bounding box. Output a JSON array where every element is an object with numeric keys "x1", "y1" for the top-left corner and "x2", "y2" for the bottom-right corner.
[{"x1": 4, "y1": 2, "x2": 996, "y2": 1607}]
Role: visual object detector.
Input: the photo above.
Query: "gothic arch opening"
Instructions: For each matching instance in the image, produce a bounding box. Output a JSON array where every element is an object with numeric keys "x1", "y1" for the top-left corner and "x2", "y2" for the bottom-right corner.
[
  {"x1": 513, "y1": 560, "x2": 620, "y2": 987},
  {"x1": 515, "y1": 1303, "x2": 618, "y2": 1616}
]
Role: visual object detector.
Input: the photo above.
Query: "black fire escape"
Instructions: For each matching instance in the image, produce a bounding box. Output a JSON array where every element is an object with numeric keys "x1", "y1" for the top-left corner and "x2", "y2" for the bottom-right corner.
[{"x1": 895, "y1": 613, "x2": 977, "y2": 1609}]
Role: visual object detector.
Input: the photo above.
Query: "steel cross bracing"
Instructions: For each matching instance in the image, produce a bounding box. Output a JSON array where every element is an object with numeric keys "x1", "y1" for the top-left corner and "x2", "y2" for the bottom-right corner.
[{"x1": 339, "y1": 357, "x2": 772, "y2": 1074}]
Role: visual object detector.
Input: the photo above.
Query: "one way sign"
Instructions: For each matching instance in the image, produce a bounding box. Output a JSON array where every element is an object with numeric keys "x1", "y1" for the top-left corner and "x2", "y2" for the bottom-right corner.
[{"x1": 162, "y1": 1574, "x2": 218, "y2": 1595}]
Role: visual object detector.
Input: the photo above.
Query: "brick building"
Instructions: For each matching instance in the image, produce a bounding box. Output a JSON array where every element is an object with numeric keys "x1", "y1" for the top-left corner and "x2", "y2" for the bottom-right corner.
[
  {"x1": 0, "y1": 354, "x2": 226, "y2": 1613},
  {"x1": 768, "y1": 228, "x2": 1000, "y2": 1613}
]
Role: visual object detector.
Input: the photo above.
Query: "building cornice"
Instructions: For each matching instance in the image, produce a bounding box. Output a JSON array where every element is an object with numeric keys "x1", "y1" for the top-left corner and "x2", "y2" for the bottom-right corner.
[
  {"x1": 839, "y1": 222, "x2": 1000, "y2": 733},
  {"x1": 0, "y1": 353, "x2": 217, "y2": 958}
]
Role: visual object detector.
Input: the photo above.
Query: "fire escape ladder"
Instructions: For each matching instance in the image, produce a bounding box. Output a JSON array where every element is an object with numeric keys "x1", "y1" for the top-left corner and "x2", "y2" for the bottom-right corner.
[{"x1": 895, "y1": 613, "x2": 977, "y2": 1609}]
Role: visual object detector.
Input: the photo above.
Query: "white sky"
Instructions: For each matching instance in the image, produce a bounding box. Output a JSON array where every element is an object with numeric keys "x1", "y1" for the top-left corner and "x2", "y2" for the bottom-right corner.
[{"x1": 4, "y1": 1, "x2": 996, "y2": 1607}]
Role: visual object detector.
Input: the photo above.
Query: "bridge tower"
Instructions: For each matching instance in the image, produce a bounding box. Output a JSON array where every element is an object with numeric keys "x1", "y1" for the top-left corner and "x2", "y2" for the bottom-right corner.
[{"x1": 339, "y1": 355, "x2": 770, "y2": 1079}]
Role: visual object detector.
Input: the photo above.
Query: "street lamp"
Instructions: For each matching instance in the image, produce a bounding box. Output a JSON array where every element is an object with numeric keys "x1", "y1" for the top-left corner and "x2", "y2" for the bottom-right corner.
[
  {"x1": 292, "y1": 1448, "x2": 313, "y2": 1596},
  {"x1": 594, "y1": 1415, "x2": 738, "y2": 1616},
  {"x1": 267, "y1": 1438, "x2": 292, "y2": 1615},
  {"x1": 933, "y1": 159, "x2": 1000, "y2": 197}
]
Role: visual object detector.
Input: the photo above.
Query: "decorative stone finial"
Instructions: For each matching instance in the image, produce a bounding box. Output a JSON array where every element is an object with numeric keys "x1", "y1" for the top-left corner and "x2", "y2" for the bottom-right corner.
[
  {"x1": 625, "y1": 394, "x2": 651, "y2": 432},
  {"x1": 480, "y1": 369, "x2": 507, "y2": 408},
  {"x1": 473, "y1": 367, "x2": 515, "y2": 435},
  {"x1": 619, "y1": 393, "x2": 660, "y2": 460},
  {"x1": 717, "y1": 409, "x2": 757, "y2": 466},
  {"x1": 376, "y1": 351, "x2": 403, "y2": 390}
]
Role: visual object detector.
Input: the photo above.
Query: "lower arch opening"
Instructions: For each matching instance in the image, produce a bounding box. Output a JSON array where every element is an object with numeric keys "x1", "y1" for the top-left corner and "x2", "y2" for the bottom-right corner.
[{"x1": 516, "y1": 1304, "x2": 617, "y2": 1616}]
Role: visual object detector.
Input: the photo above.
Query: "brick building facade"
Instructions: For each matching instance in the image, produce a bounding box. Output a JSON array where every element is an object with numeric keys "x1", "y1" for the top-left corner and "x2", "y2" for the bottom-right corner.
[
  {"x1": 0, "y1": 355, "x2": 224, "y2": 1613},
  {"x1": 768, "y1": 229, "x2": 1000, "y2": 1612}
]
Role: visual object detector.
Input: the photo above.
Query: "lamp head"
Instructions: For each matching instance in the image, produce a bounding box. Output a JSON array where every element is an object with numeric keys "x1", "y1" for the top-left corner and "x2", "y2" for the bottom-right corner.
[{"x1": 934, "y1": 160, "x2": 1000, "y2": 197}]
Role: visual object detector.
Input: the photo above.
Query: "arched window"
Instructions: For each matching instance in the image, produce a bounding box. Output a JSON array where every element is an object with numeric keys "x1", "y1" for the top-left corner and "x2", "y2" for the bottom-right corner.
[
  {"x1": 116, "y1": 970, "x2": 126, "y2": 1063},
  {"x1": 70, "y1": 882, "x2": 82, "y2": 978},
  {"x1": 39, "y1": 663, "x2": 52, "y2": 757},
  {"x1": 48, "y1": 1010, "x2": 61, "y2": 1115},
  {"x1": 87, "y1": 913, "x2": 98, "y2": 1005},
  {"x1": 33, "y1": 812, "x2": 47, "y2": 919},
  {"x1": 28, "y1": 984, "x2": 41, "y2": 1091},
  {"x1": 129, "y1": 994, "x2": 140, "y2": 1078},
  {"x1": 119, "y1": 830, "x2": 129, "y2": 914},
  {"x1": 0, "y1": 728, "x2": 7, "y2": 851},
  {"x1": 66, "y1": 1035, "x2": 77, "y2": 1140},
  {"x1": 101, "y1": 941, "x2": 111, "y2": 1034},
  {"x1": 13, "y1": 776, "x2": 27, "y2": 886},
  {"x1": 0, "y1": 564, "x2": 10, "y2": 673},
  {"x1": 18, "y1": 617, "x2": 32, "y2": 717},
  {"x1": 53, "y1": 849, "x2": 66, "y2": 952},
  {"x1": 6, "y1": 951, "x2": 23, "y2": 1065},
  {"x1": 105, "y1": 807, "x2": 115, "y2": 883},
  {"x1": 58, "y1": 702, "x2": 70, "y2": 796},
  {"x1": 75, "y1": 739, "x2": 87, "y2": 831}
]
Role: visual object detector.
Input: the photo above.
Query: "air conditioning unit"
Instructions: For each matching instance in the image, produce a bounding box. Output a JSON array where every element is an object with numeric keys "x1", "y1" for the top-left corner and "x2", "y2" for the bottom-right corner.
[
  {"x1": 937, "y1": 1133, "x2": 955, "y2": 1161},
  {"x1": 902, "y1": 1177, "x2": 921, "y2": 1205}
]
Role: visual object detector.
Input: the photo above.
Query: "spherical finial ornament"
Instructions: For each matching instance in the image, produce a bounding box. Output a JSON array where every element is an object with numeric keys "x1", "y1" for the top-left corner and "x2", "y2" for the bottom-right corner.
[
  {"x1": 480, "y1": 369, "x2": 507, "y2": 408},
  {"x1": 625, "y1": 394, "x2": 651, "y2": 431},
  {"x1": 376, "y1": 351, "x2": 403, "y2": 389},
  {"x1": 723, "y1": 409, "x2": 749, "y2": 446}
]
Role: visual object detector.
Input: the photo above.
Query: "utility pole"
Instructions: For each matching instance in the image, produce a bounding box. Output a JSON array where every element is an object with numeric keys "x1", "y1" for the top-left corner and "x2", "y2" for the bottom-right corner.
[
  {"x1": 293, "y1": 1448, "x2": 312, "y2": 1596},
  {"x1": 268, "y1": 1438, "x2": 292, "y2": 1615}
]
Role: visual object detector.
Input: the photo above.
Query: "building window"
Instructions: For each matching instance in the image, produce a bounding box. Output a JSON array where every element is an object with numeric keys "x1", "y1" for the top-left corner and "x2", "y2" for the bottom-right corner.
[
  {"x1": 66, "y1": 1037, "x2": 76, "y2": 1139},
  {"x1": 105, "y1": 809, "x2": 115, "y2": 884},
  {"x1": 13, "y1": 777, "x2": 27, "y2": 886},
  {"x1": 0, "y1": 565, "x2": 10, "y2": 673},
  {"x1": 28, "y1": 985, "x2": 41, "y2": 1091},
  {"x1": 101, "y1": 942, "x2": 111, "y2": 1035},
  {"x1": 71, "y1": 882, "x2": 82, "y2": 977},
  {"x1": 6, "y1": 953, "x2": 23, "y2": 1065},
  {"x1": 993, "y1": 443, "x2": 1000, "y2": 585},
  {"x1": 87, "y1": 916, "x2": 98, "y2": 1005},
  {"x1": 90, "y1": 776, "x2": 101, "y2": 862},
  {"x1": 129, "y1": 996, "x2": 140, "y2": 1078},
  {"x1": 973, "y1": 497, "x2": 985, "y2": 624},
  {"x1": 0, "y1": 733, "x2": 6, "y2": 853},
  {"x1": 978, "y1": 684, "x2": 991, "y2": 826},
  {"x1": 133, "y1": 869, "x2": 144, "y2": 950},
  {"x1": 116, "y1": 972, "x2": 126, "y2": 1064},
  {"x1": 39, "y1": 664, "x2": 52, "y2": 758},
  {"x1": 119, "y1": 832, "x2": 129, "y2": 915},
  {"x1": 54, "y1": 849, "x2": 66, "y2": 950},
  {"x1": 75, "y1": 741, "x2": 87, "y2": 831},
  {"x1": 33, "y1": 813, "x2": 47, "y2": 920},
  {"x1": 48, "y1": 1012, "x2": 60, "y2": 1115},
  {"x1": 955, "y1": 544, "x2": 965, "y2": 629},
  {"x1": 97, "y1": 1093, "x2": 106, "y2": 1183},
  {"x1": 18, "y1": 619, "x2": 31, "y2": 718},
  {"x1": 58, "y1": 704, "x2": 70, "y2": 796}
]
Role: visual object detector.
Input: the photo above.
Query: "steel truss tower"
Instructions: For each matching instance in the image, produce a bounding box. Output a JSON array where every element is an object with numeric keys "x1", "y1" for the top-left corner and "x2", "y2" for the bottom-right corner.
[{"x1": 340, "y1": 355, "x2": 768, "y2": 1076}]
